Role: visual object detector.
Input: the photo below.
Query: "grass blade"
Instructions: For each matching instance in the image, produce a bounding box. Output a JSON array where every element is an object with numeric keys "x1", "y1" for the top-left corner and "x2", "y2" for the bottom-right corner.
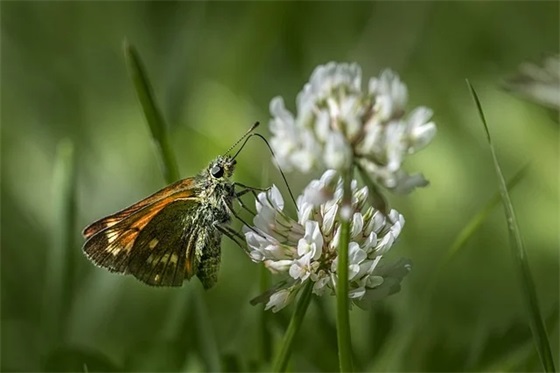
[
  {"x1": 467, "y1": 80, "x2": 556, "y2": 372},
  {"x1": 43, "y1": 139, "x2": 77, "y2": 344},
  {"x1": 123, "y1": 39, "x2": 180, "y2": 184}
]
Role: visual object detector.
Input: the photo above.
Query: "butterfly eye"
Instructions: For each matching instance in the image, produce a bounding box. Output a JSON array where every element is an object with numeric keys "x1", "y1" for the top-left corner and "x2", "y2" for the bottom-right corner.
[{"x1": 211, "y1": 165, "x2": 224, "y2": 178}]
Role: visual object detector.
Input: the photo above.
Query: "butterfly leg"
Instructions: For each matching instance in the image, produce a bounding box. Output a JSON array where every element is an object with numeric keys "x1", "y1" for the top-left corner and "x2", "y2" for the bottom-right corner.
[
  {"x1": 233, "y1": 182, "x2": 269, "y2": 195},
  {"x1": 221, "y1": 198, "x2": 265, "y2": 240},
  {"x1": 234, "y1": 183, "x2": 267, "y2": 215},
  {"x1": 216, "y1": 224, "x2": 249, "y2": 253},
  {"x1": 236, "y1": 195, "x2": 256, "y2": 216},
  {"x1": 229, "y1": 204, "x2": 264, "y2": 238}
]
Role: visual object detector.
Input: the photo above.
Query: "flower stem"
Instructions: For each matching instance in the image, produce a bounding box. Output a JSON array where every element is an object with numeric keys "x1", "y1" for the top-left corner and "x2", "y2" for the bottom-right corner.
[
  {"x1": 272, "y1": 281, "x2": 313, "y2": 372},
  {"x1": 336, "y1": 169, "x2": 354, "y2": 372}
]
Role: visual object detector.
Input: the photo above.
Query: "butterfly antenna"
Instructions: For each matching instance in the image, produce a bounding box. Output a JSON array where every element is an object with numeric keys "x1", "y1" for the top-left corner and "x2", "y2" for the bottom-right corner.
[
  {"x1": 225, "y1": 121, "x2": 260, "y2": 156},
  {"x1": 247, "y1": 133, "x2": 298, "y2": 210},
  {"x1": 228, "y1": 122, "x2": 297, "y2": 210}
]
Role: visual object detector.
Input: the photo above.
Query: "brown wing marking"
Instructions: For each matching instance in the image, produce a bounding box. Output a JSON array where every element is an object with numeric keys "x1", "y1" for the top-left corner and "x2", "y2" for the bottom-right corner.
[{"x1": 82, "y1": 178, "x2": 198, "y2": 239}]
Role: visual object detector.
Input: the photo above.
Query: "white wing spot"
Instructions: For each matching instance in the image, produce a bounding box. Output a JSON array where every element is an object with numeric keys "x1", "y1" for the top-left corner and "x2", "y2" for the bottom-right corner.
[
  {"x1": 106, "y1": 230, "x2": 119, "y2": 244},
  {"x1": 105, "y1": 220, "x2": 119, "y2": 230},
  {"x1": 148, "y1": 238, "x2": 159, "y2": 249},
  {"x1": 146, "y1": 253, "x2": 178, "y2": 266},
  {"x1": 159, "y1": 253, "x2": 179, "y2": 265}
]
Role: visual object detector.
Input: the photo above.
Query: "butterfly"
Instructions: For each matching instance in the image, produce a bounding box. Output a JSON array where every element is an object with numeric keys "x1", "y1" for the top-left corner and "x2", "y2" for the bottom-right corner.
[{"x1": 82, "y1": 124, "x2": 259, "y2": 289}]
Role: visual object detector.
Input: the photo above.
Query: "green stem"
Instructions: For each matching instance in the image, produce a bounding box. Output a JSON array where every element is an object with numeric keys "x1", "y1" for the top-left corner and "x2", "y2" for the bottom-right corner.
[
  {"x1": 336, "y1": 169, "x2": 353, "y2": 372},
  {"x1": 272, "y1": 281, "x2": 313, "y2": 372}
]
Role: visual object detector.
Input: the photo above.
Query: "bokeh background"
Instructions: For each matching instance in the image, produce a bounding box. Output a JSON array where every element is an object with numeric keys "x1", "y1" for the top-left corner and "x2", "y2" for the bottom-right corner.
[{"x1": 2, "y1": 2, "x2": 558, "y2": 372}]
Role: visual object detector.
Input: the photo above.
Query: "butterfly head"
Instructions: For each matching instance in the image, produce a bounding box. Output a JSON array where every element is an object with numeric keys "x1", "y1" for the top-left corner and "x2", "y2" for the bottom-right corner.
[{"x1": 208, "y1": 155, "x2": 236, "y2": 180}]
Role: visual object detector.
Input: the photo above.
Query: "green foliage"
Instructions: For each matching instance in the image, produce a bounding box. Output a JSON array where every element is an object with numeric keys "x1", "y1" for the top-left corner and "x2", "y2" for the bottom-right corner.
[{"x1": 1, "y1": 2, "x2": 558, "y2": 372}]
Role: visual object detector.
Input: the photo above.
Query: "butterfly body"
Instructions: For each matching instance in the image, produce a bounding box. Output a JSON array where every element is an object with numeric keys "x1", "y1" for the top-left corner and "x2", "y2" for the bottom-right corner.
[{"x1": 82, "y1": 155, "x2": 237, "y2": 289}]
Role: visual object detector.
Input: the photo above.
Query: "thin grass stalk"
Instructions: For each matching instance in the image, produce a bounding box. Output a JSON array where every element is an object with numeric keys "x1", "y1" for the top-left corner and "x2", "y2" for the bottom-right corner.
[
  {"x1": 467, "y1": 80, "x2": 556, "y2": 372},
  {"x1": 123, "y1": 39, "x2": 179, "y2": 184}
]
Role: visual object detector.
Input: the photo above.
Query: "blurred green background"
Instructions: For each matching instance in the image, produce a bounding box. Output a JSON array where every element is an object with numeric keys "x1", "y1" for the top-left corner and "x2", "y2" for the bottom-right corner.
[{"x1": 2, "y1": 2, "x2": 558, "y2": 372}]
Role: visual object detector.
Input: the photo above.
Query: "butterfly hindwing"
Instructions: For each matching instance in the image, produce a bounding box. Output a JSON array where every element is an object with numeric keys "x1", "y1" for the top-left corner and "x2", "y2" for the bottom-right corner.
[{"x1": 126, "y1": 199, "x2": 201, "y2": 286}]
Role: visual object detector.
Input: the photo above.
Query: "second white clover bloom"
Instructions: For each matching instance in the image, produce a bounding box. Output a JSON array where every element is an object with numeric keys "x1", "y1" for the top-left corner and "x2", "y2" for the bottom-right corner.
[
  {"x1": 244, "y1": 170, "x2": 411, "y2": 312},
  {"x1": 269, "y1": 62, "x2": 437, "y2": 194}
]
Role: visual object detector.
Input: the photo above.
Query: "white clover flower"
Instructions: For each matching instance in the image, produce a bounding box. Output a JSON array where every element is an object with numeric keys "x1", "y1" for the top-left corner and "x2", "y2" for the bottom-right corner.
[
  {"x1": 244, "y1": 171, "x2": 411, "y2": 312},
  {"x1": 269, "y1": 62, "x2": 436, "y2": 194}
]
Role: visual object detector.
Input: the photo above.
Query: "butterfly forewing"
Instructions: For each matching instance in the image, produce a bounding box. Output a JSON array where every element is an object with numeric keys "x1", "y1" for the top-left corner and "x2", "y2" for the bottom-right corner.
[{"x1": 83, "y1": 178, "x2": 198, "y2": 239}]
